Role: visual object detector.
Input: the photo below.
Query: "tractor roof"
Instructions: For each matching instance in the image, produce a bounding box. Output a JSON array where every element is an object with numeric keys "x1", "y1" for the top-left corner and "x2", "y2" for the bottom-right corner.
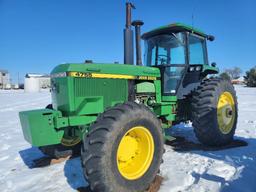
[{"x1": 141, "y1": 22, "x2": 207, "y2": 40}]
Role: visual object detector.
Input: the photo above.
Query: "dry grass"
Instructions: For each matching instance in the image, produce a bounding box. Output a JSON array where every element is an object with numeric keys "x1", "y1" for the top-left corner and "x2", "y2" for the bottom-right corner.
[{"x1": 147, "y1": 175, "x2": 163, "y2": 192}]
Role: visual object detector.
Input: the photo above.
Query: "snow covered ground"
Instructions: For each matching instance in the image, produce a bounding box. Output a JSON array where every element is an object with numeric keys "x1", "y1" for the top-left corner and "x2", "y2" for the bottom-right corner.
[{"x1": 0, "y1": 85, "x2": 255, "y2": 192}]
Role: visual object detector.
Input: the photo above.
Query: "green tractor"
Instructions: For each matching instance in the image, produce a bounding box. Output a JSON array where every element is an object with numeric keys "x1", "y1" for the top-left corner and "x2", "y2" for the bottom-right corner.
[{"x1": 19, "y1": 2, "x2": 237, "y2": 192}]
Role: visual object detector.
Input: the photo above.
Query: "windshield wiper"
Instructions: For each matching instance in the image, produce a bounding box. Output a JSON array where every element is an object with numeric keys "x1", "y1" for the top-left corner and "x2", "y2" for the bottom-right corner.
[{"x1": 171, "y1": 33, "x2": 185, "y2": 46}]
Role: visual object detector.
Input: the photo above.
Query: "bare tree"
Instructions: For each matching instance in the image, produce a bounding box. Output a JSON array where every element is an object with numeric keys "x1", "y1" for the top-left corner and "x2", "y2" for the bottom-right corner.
[
  {"x1": 219, "y1": 72, "x2": 231, "y2": 81},
  {"x1": 224, "y1": 67, "x2": 242, "y2": 79}
]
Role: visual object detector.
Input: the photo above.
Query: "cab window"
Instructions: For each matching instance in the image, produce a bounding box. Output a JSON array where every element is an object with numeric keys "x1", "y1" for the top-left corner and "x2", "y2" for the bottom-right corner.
[
  {"x1": 189, "y1": 35, "x2": 207, "y2": 64},
  {"x1": 145, "y1": 33, "x2": 186, "y2": 66}
]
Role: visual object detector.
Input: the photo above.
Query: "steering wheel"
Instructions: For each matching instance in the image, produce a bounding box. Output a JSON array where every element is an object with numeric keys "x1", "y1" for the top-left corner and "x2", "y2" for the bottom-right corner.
[{"x1": 157, "y1": 54, "x2": 170, "y2": 64}]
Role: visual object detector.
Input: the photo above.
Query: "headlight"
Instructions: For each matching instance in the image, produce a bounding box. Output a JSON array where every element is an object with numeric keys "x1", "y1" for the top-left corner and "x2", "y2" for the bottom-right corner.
[
  {"x1": 189, "y1": 67, "x2": 195, "y2": 72},
  {"x1": 195, "y1": 66, "x2": 202, "y2": 71}
]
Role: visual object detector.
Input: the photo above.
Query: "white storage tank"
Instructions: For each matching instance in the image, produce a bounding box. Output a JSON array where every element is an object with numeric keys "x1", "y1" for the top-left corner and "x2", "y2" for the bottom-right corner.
[
  {"x1": 4, "y1": 83, "x2": 11, "y2": 89},
  {"x1": 24, "y1": 77, "x2": 40, "y2": 92}
]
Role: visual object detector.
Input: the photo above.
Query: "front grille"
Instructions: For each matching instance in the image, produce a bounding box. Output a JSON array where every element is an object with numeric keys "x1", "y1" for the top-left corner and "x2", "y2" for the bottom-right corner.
[{"x1": 74, "y1": 78, "x2": 128, "y2": 108}]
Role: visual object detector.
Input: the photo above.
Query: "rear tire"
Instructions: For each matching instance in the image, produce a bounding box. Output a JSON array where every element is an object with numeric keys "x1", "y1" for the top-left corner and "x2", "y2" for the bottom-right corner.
[
  {"x1": 81, "y1": 102, "x2": 164, "y2": 192},
  {"x1": 191, "y1": 78, "x2": 238, "y2": 146}
]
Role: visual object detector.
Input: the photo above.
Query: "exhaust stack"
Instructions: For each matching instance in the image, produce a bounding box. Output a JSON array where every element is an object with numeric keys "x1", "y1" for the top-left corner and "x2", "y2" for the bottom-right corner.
[
  {"x1": 123, "y1": 2, "x2": 135, "y2": 64},
  {"x1": 132, "y1": 20, "x2": 144, "y2": 66}
]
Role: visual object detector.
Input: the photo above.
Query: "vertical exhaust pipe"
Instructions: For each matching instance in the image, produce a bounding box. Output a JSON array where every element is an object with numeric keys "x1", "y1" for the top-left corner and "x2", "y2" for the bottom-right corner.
[
  {"x1": 132, "y1": 20, "x2": 144, "y2": 66},
  {"x1": 124, "y1": 2, "x2": 135, "y2": 64}
]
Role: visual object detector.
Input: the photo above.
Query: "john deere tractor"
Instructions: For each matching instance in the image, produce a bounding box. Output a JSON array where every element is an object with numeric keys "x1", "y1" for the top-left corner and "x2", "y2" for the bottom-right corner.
[{"x1": 19, "y1": 2, "x2": 237, "y2": 192}]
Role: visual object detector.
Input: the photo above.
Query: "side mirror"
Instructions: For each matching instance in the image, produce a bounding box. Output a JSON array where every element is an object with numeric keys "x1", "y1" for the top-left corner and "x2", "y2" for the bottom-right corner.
[
  {"x1": 211, "y1": 62, "x2": 217, "y2": 67},
  {"x1": 207, "y1": 35, "x2": 215, "y2": 41}
]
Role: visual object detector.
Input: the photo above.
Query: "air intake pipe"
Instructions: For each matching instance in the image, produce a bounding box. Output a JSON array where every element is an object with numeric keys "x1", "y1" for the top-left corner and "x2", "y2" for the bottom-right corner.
[
  {"x1": 132, "y1": 20, "x2": 144, "y2": 66},
  {"x1": 123, "y1": 2, "x2": 135, "y2": 65}
]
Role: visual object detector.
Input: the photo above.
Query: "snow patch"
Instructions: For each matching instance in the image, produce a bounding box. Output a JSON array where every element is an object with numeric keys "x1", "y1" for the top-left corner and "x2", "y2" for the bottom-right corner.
[{"x1": 0, "y1": 86, "x2": 256, "y2": 191}]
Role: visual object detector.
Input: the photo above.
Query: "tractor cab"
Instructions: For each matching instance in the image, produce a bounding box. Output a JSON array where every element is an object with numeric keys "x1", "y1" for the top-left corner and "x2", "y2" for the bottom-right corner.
[{"x1": 142, "y1": 23, "x2": 216, "y2": 98}]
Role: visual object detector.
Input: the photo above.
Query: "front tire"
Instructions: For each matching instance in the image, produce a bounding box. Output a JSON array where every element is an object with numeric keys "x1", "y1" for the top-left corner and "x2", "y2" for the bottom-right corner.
[
  {"x1": 39, "y1": 104, "x2": 82, "y2": 158},
  {"x1": 39, "y1": 143, "x2": 81, "y2": 159},
  {"x1": 192, "y1": 78, "x2": 238, "y2": 146},
  {"x1": 81, "y1": 102, "x2": 164, "y2": 192}
]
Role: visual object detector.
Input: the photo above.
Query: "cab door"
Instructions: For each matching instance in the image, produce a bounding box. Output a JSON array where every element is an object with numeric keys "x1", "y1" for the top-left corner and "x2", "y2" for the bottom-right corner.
[
  {"x1": 177, "y1": 33, "x2": 209, "y2": 98},
  {"x1": 144, "y1": 32, "x2": 188, "y2": 98}
]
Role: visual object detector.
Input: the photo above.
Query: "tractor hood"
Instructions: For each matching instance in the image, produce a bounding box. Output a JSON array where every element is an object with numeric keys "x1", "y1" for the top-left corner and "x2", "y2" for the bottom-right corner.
[{"x1": 51, "y1": 63, "x2": 160, "y2": 79}]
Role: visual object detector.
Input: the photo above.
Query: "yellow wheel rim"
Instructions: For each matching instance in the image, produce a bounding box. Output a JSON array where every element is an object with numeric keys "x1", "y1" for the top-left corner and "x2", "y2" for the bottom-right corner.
[
  {"x1": 217, "y1": 92, "x2": 235, "y2": 134},
  {"x1": 116, "y1": 126, "x2": 154, "y2": 180},
  {"x1": 61, "y1": 137, "x2": 81, "y2": 147}
]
